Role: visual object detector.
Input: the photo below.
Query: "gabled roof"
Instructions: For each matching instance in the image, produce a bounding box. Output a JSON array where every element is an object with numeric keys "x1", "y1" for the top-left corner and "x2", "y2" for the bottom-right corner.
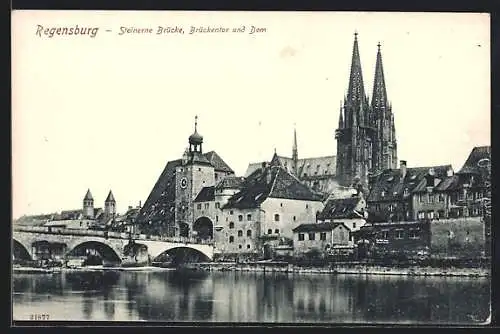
[
  {"x1": 224, "y1": 165, "x2": 323, "y2": 209},
  {"x1": 458, "y1": 146, "x2": 491, "y2": 175},
  {"x1": 137, "y1": 159, "x2": 182, "y2": 223},
  {"x1": 367, "y1": 164, "x2": 453, "y2": 202},
  {"x1": 204, "y1": 151, "x2": 234, "y2": 173},
  {"x1": 194, "y1": 186, "x2": 215, "y2": 202},
  {"x1": 317, "y1": 196, "x2": 364, "y2": 220},
  {"x1": 292, "y1": 222, "x2": 349, "y2": 233}
]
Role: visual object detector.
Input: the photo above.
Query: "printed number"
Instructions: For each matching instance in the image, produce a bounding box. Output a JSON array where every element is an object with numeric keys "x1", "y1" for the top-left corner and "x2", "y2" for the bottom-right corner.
[{"x1": 30, "y1": 314, "x2": 50, "y2": 320}]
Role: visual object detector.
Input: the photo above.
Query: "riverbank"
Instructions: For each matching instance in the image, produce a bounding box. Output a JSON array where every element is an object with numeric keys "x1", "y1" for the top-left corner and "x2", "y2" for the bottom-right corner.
[
  {"x1": 13, "y1": 263, "x2": 490, "y2": 278},
  {"x1": 190, "y1": 262, "x2": 490, "y2": 278}
]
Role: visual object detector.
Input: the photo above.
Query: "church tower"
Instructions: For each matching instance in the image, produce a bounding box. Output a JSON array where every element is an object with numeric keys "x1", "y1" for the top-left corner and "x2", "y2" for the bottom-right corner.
[
  {"x1": 83, "y1": 189, "x2": 94, "y2": 219},
  {"x1": 371, "y1": 42, "x2": 398, "y2": 172},
  {"x1": 335, "y1": 32, "x2": 376, "y2": 189},
  {"x1": 104, "y1": 190, "x2": 116, "y2": 216},
  {"x1": 174, "y1": 116, "x2": 215, "y2": 237}
]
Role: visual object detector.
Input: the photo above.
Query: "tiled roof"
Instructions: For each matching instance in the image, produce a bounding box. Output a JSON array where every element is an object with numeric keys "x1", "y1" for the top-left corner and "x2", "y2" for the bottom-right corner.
[
  {"x1": 245, "y1": 154, "x2": 336, "y2": 178},
  {"x1": 215, "y1": 176, "x2": 245, "y2": 189},
  {"x1": 292, "y1": 222, "x2": 348, "y2": 233},
  {"x1": 84, "y1": 189, "x2": 93, "y2": 200},
  {"x1": 194, "y1": 186, "x2": 215, "y2": 202},
  {"x1": 458, "y1": 146, "x2": 491, "y2": 175},
  {"x1": 204, "y1": 151, "x2": 234, "y2": 173},
  {"x1": 224, "y1": 165, "x2": 323, "y2": 209},
  {"x1": 367, "y1": 165, "x2": 453, "y2": 202},
  {"x1": 105, "y1": 191, "x2": 115, "y2": 202},
  {"x1": 137, "y1": 159, "x2": 182, "y2": 223},
  {"x1": 317, "y1": 196, "x2": 363, "y2": 220},
  {"x1": 297, "y1": 156, "x2": 336, "y2": 177}
]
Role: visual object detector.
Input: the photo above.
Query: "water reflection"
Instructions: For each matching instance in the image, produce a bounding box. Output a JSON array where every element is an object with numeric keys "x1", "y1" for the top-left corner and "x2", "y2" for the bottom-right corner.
[{"x1": 13, "y1": 271, "x2": 490, "y2": 324}]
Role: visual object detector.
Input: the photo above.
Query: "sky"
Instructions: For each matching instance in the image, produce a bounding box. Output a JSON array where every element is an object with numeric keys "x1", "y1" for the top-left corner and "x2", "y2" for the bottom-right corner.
[{"x1": 12, "y1": 11, "x2": 490, "y2": 218}]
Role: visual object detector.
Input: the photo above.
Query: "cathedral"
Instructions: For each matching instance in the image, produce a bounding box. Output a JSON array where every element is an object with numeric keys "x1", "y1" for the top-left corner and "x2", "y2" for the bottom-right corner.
[
  {"x1": 335, "y1": 33, "x2": 398, "y2": 189},
  {"x1": 247, "y1": 33, "x2": 398, "y2": 196}
]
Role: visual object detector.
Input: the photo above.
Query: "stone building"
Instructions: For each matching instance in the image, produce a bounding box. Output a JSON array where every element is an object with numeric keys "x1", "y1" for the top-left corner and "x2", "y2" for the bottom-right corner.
[
  {"x1": 366, "y1": 161, "x2": 454, "y2": 222},
  {"x1": 292, "y1": 222, "x2": 352, "y2": 258},
  {"x1": 136, "y1": 117, "x2": 235, "y2": 238},
  {"x1": 335, "y1": 34, "x2": 398, "y2": 190},
  {"x1": 217, "y1": 160, "x2": 324, "y2": 258}
]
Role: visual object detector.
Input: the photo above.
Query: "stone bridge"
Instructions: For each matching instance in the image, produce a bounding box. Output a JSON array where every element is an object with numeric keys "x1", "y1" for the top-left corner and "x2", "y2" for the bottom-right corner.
[{"x1": 13, "y1": 226, "x2": 214, "y2": 264}]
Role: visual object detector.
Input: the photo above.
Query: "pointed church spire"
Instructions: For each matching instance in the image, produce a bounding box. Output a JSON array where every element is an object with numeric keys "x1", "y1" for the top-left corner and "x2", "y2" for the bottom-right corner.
[
  {"x1": 293, "y1": 126, "x2": 298, "y2": 154},
  {"x1": 292, "y1": 125, "x2": 298, "y2": 176},
  {"x1": 105, "y1": 190, "x2": 115, "y2": 203},
  {"x1": 371, "y1": 42, "x2": 388, "y2": 109},
  {"x1": 84, "y1": 189, "x2": 93, "y2": 201},
  {"x1": 347, "y1": 31, "x2": 366, "y2": 104}
]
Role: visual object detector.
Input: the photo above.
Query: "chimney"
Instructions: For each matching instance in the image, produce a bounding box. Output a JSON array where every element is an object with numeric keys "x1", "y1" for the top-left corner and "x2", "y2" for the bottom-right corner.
[
  {"x1": 400, "y1": 160, "x2": 407, "y2": 180},
  {"x1": 138, "y1": 201, "x2": 142, "y2": 208}
]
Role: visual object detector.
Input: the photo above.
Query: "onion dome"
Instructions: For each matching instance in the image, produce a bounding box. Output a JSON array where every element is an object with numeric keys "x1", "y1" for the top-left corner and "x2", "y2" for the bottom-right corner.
[{"x1": 189, "y1": 115, "x2": 203, "y2": 145}]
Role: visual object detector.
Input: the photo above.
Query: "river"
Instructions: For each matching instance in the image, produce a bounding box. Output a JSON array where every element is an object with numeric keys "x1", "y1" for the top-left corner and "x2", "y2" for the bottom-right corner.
[{"x1": 12, "y1": 270, "x2": 490, "y2": 324}]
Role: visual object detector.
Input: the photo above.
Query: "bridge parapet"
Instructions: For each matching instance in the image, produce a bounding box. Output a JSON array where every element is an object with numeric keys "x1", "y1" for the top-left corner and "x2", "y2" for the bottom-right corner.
[{"x1": 13, "y1": 226, "x2": 214, "y2": 246}]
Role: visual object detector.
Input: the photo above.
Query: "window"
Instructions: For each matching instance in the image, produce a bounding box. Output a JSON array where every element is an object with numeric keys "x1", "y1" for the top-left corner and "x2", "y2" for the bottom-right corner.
[
  {"x1": 429, "y1": 194, "x2": 435, "y2": 203},
  {"x1": 247, "y1": 244, "x2": 251, "y2": 249},
  {"x1": 419, "y1": 193, "x2": 423, "y2": 203},
  {"x1": 339, "y1": 231, "x2": 345, "y2": 240},
  {"x1": 320, "y1": 232, "x2": 327, "y2": 241},
  {"x1": 275, "y1": 229, "x2": 279, "y2": 234},
  {"x1": 293, "y1": 216, "x2": 296, "y2": 221},
  {"x1": 438, "y1": 194, "x2": 445, "y2": 202},
  {"x1": 381, "y1": 231, "x2": 389, "y2": 239},
  {"x1": 280, "y1": 203, "x2": 283, "y2": 207},
  {"x1": 353, "y1": 222, "x2": 356, "y2": 229},
  {"x1": 395, "y1": 230, "x2": 404, "y2": 239},
  {"x1": 197, "y1": 203, "x2": 202, "y2": 210},
  {"x1": 215, "y1": 202, "x2": 220, "y2": 209},
  {"x1": 229, "y1": 236, "x2": 234, "y2": 243},
  {"x1": 238, "y1": 230, "x2": 243, "y2": 237},
  {"x1": 229, "y1": 222, "x2": 234, "y2": 229},
  {"x1": 306, "y1": 204, "x2": 309, "y2": 209},
  {"x1": 247, "y1": 214, "x2": 252, "y2": 221},
  {"x1": 298, "y1": 233, "x2": 305, "y2": 241},
  {"x1": 409, "y1": 230, "x2": 419, "y2": 239},
  {"x1": 389, "y1": 204, "x2": 394, "y2": 212},
  {"x1": 216, "y1": 215, "x2": 218, "y2": 222},
  {"x1": 198, "y1": 168, "x2": 201, "y2": 171},
  {"x1": 238, "y1": 215, "x2": 243, "y2": 222},
  {"x1": 274, "y1": 214, "x2": 280, "y2": 222},
  {"x1": 230, "y1": 210, "x2": 234, "y2": 215},
  {"x1": 247, "y1": 230, "x2": 252, "y2": 237},
  {"x1": 417, "y1": 211, "x2": 425, "y2": 220},
  {"x1": 309, "y1": 233, "x2": 316, "y2": 240},
  {"x1": 268, "y1": 229, "x2": 272, "y2": 234},
  {"x1": 204, "y1": 203, "x2": 209, "y2": 209},
  {"x1": 427, "y1": 211, "x2": 435, "y2": 219},
  {"x1": 239, "y1": 245, "x2": 242, "y2": 249}
]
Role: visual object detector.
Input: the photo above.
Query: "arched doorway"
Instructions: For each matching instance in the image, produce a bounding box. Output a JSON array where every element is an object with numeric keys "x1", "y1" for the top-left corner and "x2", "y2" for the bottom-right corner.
[{"x1": 193, "y1": 217, "x2": 213, "y2": 240}]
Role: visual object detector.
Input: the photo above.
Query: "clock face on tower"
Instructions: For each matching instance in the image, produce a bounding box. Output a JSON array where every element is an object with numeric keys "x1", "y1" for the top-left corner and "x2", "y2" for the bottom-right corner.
[{"x1": 180, "y1": 177, "x2": 188, "y2": 189}]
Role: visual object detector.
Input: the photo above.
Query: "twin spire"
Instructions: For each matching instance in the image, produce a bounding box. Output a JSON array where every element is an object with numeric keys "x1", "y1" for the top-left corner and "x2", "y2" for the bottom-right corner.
[{"x1": 340, "y1": 32, "x2": 389, "y2": 129}]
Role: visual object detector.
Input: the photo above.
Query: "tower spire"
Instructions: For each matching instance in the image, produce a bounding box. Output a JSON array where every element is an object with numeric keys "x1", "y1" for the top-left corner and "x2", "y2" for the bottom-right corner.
[
  {"x1": 371, "y1": 42, "x2": 388, "y2": 109},
  {"x1": 347, "y1": 31, "x2": 366, "y2": 105},
  {"x1": 338, "y1": 101, "x2": 344, "y2": 128}
]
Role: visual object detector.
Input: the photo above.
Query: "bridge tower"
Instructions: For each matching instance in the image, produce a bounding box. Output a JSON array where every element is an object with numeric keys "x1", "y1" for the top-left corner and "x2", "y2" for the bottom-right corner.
[{"x1": 174, "y1": 116, "x2": 215, "y2": 238}]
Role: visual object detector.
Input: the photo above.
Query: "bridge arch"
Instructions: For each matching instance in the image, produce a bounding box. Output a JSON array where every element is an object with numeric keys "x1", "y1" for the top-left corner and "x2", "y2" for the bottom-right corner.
[
  {"x1": 13, "y1": 238, "x2": 32, "y2": 260},
  {"x1": 153, "y1": 246, "x2": 211, "y2": 265},
  {"x1": 66, "y1": 239, "x2": 122, "y2": 264}
]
